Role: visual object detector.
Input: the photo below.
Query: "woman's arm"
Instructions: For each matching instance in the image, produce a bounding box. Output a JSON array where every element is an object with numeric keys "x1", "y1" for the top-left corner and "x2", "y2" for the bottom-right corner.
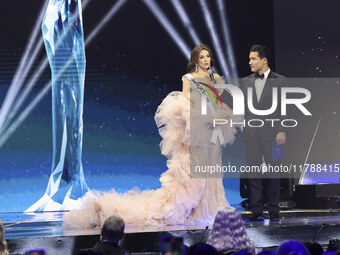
[{"x1": 182, "y1": 76, "x2": 190, "y2": 99}]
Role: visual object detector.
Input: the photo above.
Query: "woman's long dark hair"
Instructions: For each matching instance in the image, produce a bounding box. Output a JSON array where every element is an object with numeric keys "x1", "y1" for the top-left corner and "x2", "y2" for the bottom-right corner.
[{"x1": 186, "y1": 44, "x2": 215, "y2": 73}]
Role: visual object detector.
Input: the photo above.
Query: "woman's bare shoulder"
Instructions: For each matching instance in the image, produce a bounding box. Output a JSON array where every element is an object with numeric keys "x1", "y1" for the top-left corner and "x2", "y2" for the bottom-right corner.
[{"x1": 213, "y1": 73, "x2": 221, "y2": 78}]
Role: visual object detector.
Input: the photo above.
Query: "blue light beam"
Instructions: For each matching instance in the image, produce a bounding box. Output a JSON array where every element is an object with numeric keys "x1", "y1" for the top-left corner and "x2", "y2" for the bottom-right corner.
[
  {"x1": 0, "y1": 0, "x2": 92, "y2": 136},
  {"x1": 170, "y1": 0, "x2": 201, "y2": 46},
  {"x1": 0, "y1": 0, "x2": 49, "y2": 130},
  {"x1": 216, "y1": 0, "x2": 238, "y2": 79},
  {"x1": 142, "y1": 0, "x2": 191, "y2": 60},
  {"x1": 0, "y1": 0, "x2": 128, "y2": 148},
  {"x1": 198, "y1": 0, "x2": 231, "y2": 77}
]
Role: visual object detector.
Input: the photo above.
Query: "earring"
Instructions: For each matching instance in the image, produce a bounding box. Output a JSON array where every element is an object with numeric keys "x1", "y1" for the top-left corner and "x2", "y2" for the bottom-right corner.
[{"x1": 195, "y1": 63, "x2": 198, "y2": 72}]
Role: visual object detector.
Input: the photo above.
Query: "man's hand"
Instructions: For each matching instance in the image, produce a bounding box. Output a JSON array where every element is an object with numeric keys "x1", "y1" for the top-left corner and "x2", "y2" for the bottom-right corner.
[{"x1": 276, "y1": 132, "x2": 286, "y2": 145}]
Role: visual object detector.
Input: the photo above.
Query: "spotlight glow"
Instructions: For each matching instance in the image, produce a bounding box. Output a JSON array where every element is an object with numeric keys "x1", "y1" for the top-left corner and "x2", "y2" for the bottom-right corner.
[
  {"x1": 0, "y1": 0, "x2": 91, "y2": 132},
  {"x1": 0, "y1": 0, "x2": 49, "y2": 131},
  {"x1": 142, "y1": 0, "x2": 191, "y2": 59},
  {"x1": 216, "y1": 0, "x2": 238, "y2": 79},
  {"x1": 299, "y1": 117, "x2": 322, "y2": 184},
  {"x1": 0, "y1": 80, "x2": 52, "y2": 149},
  {"x1": 0, "y1": 0, "x2": 92, "y2": 136},
  {"x1": 170, "y1": 0, "x2": 201, "y2": 45},
  {"x1": 85, "y1": 0, "x2": 128, "y2": 45},
  {"x1": 0, "y1": 0, "x2": 128, "y2": 148},
  {"x1": 198, "y1": 0, "x2": 230, "y2": 77}
]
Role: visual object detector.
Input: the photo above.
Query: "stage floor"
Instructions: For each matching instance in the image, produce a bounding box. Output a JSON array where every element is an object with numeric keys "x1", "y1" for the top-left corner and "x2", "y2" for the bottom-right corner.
[{"x1": 3, "y1": 209, "x2": 340, "y2": 254}]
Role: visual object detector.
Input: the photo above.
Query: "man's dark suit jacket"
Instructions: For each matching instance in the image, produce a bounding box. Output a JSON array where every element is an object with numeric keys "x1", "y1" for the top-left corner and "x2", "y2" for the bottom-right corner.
[
  {"x1": 77, "y1": 241, "x2": 130, "y2": 255},
  {"x1": 241, "y1": 71, "x2": 286, "y2": 141}
]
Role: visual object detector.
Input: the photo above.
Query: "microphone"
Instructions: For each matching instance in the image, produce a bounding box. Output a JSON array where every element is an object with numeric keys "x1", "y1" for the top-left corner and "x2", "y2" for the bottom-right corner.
[{"x1": 207, "y1": 67, "x2": 216, "y2": 84}]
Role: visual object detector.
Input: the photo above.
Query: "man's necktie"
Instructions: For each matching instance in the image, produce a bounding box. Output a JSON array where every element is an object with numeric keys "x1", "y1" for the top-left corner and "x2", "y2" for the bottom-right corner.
[{"x1": 255, "y1": 72, "x2": 265, "y2": 80}]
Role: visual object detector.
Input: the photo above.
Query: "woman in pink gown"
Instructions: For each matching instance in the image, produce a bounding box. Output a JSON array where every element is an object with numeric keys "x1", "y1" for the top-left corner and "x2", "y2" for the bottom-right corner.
[{"x1": 63, "y1": 45, "x2": 239, "y2": 228}]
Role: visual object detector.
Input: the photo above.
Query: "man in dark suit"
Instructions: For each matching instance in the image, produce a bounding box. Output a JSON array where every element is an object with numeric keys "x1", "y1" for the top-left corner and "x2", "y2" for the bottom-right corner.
[
  {"x1": 76, "y1": 214, "x2": 130, "y2": 255},
  {"x1": 241, "y1": 44, "x2": 286, "y2": 221}
]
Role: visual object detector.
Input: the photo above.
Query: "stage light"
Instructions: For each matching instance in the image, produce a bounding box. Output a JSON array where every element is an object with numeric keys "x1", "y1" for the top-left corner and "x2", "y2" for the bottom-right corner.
[
  {"x1": 0, "y1": 0, "x2": 128, "y2": 149},
  {"x1": 142, "y1": 0, "x2": 191, "y2": 59},
  {"x1": 0, "y1": 80, "x2": 52, "y2": 149},
  {"x1": 198, "y1": 0, "x2": 230, "y2": 77},
  {"x1": 0, "y1": 0, "x2": 92, "y2": 133},
  {"x1": 85, "y1": 0, "x2": 128, "y2": 45},
  {"x1": 0, "y1": 0, "x2": 49, "y2": 131},
  {"x1": 0, "y1": 0, "x2": 92, "y2": 137},
  {"x1": 216, "y1": 0, "x2": 238, "y2": 79},
  {"x1": 170, "y1": 0, "x2": 201, "y2": 45},
  {"x1": 0, "y1": 52, "x2": 77, "y2": 148},
  {"x1": 299, "y1": 117, "x2": 322, "y2": 184}
]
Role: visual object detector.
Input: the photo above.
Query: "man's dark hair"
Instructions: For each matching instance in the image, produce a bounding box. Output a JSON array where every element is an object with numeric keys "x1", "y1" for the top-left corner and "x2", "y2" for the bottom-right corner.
[
  {"x1": 328, "y1": 238, "x2": 340, "y2": 252},
  {"x1": 249, "y1": 44, "x2": 272, "y2": 66},
  {"x1": 101, "y1": 214, "x2": 125, "y2": 242},
  {"x1": 303, "y1": 241, "x2": 323, "y2": 255},
  {"x1": 188, "y1": 242, "x2": 218, "y2": 255}
]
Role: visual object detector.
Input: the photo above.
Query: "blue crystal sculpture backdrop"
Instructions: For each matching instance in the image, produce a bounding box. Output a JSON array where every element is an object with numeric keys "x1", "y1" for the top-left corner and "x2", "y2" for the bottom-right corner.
[{"x1": 27, "y1": 0, "x2": 89, "y2": 211}]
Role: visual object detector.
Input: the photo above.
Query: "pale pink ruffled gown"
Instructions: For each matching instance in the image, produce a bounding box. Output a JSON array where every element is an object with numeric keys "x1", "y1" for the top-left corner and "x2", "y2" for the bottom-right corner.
[{"x1": 63, "y1": 74, "x2": 238, "y2": 228}]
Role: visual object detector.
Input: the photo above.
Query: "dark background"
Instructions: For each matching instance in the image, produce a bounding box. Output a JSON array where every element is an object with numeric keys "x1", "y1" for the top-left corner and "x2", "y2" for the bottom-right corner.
[{"x1": 274, "y1": 0, "x2": 340, "y2": 174}]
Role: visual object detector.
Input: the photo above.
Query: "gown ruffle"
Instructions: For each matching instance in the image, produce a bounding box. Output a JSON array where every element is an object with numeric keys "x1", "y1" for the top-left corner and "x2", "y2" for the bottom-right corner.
[{"x1": 63, "y1": 82, "x2": 240, "y2": 229}]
